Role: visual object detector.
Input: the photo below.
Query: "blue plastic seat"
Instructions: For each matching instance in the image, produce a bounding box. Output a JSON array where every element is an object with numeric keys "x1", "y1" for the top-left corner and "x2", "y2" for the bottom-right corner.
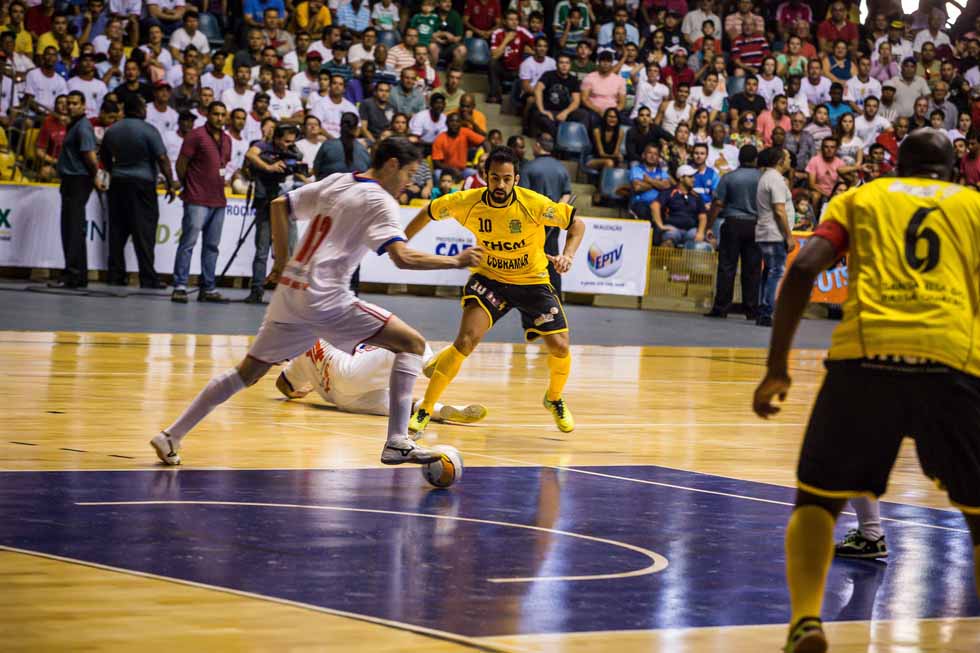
[
  {"x1": 556, "y1": 121, "x2": 591, "y2": 160},
  {"x1": 598, "y1": 166, "x2": 630, "y2": 204},
  {"x1": 465, "y1": 37, "x2": 490, "y2": 68},
  {"x1": 198, "y1": 12, "x2": 224, "y2": 49},
  {"x1": 377, "y1": 30, "x2": 401, "y2": 50}
]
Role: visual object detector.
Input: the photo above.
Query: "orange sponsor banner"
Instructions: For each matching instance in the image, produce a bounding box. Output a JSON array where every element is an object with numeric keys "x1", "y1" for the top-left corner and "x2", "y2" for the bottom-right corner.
[{"x1": 787, "y1": 231, "x2": 848, "y2": 304}]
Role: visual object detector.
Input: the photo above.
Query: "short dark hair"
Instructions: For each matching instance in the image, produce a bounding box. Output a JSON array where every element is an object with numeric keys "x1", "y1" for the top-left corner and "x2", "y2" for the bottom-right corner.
[
  {"x1": 123, "y1": 95, "x2": 145, "y2": 117},
  {"x1": 484, "y1": 146, "x2": 521, "y2": 176},
  {"x1": 273, "y1": 123, "x2": 300, "y2": 140},
  {"x1": 208, "y1": 100, "x2": 227, "y2": 114},
  {"x1": 371, "y1": 137, "x2": 422, "y2": 169},
  {"x1": 757, "y1": 146, "x2": 785, "y2": 168},
  {"x1": 738, "y1": 144, "x2": 758, "y2": 165},
  {"x1": 231, "y1": 108, "x2": 247, "y2": 119},
  {"x1": 66, "y1": 90, "x2": 85, "y2": 104}
]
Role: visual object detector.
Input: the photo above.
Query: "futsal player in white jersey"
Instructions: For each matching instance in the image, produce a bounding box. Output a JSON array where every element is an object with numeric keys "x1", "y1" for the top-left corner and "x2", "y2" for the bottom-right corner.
[
  {"x1": 276, "y1": 339, "x2": 489, "y2": 424},
  {"x1": 151, "y1": 138, "x2": 483, "y2": 466}
]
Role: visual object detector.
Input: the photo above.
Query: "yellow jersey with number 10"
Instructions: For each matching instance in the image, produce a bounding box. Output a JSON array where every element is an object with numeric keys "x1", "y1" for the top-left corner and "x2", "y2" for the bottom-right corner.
[
  {"x1": 427, "y1": 187, "x2": 576, "y2": 286},
  {"x1": 820, "y1": 177, "x2": 980, "y2": 376}
]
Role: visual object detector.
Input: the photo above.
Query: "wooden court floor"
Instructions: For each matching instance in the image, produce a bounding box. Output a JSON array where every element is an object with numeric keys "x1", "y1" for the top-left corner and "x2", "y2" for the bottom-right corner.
[{"x1": 1, "y1": 330, "x2": 978, "y2": 652}]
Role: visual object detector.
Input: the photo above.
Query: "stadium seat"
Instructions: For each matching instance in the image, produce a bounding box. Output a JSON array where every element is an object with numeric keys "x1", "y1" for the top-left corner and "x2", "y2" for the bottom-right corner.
[
  {"x1": 555, "y1": 121, "x2": 591, "y2": 160},
  {"x1": 198, "y1": 13, "x2": 224, "y2": 49},
  {"x1": 21, "y1": 127, "x2": 39, "y2": 164},
  {"x1": 465, "y1": 38, "x2": 490, "y2": 68},
  {"x1": 378, "y1": 30, "x2": 401, "y2": 50},
  {"x1": 598, "y1": 166, "x2": 630, "y2": 206}
]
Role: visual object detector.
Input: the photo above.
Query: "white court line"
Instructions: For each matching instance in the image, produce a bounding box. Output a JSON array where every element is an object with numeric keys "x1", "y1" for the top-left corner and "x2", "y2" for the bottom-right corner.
[
  {"x1": 0, "y1": 544, "x2": 526, "y2": 653},
  {"x1": 76, "y1": 500, "x2": 668, "y2": 583},
  {"x1": 486, "y1": 423, "x2": 806, "y2": 429},
  {"x1": 269, "y1": 420, "x2": 970, "y2": 535}
]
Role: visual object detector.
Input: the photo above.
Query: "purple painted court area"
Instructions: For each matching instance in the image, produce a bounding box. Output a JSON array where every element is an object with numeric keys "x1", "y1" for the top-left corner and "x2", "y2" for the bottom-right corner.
[{"x1": 1, "y1": 466, "x2": 977, "y2": 637}]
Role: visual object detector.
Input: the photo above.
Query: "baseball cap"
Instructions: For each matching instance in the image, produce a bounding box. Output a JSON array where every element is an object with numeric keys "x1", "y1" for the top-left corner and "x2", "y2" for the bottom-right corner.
[
  {"x1": 902, "y1": 56, "x2": 917, "y2": 66},
  {"x1": 306, "y1": 50, "x2": 323, "y2": 61},
  {"x1": 882, "y1": 82, "x2": 896, "y2": 90},
  {"x1": 669, "y1": 45, "x2": 688, "y2": 56},
  {"x1": 890, "y1": 20, "x2": 905, "y2": 29},
  {"x1": 154, "y1": 80, "x2": 171, "y2": 89},
  {"x1": 676, "y1": 164, "x2": 696, "y2": 177},
  {"x1": 597, "y1": 50, "x2": 615, "y2": 62}
]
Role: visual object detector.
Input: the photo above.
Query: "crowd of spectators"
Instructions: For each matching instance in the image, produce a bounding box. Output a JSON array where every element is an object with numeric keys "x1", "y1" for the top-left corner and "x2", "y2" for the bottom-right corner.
[{"x1": 3, "y1": 0, "x2": 979, "y2": 291}]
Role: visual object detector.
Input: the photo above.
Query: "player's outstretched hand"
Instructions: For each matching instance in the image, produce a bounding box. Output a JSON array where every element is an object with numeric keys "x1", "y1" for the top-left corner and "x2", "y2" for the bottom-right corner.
[
  {"x1": 547, "y1": 254, "x2": 573, "y2": 274},
  {"x1": 753, "y1": 370, "x2": 792, "y2": 419},
  {"x1": 455, "y1": 246, "x2": 484, "y2": 268}
]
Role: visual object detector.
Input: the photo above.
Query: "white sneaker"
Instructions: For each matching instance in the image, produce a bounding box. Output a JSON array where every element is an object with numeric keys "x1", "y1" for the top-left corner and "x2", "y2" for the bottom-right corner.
[
  {"x1": 381, "y1": 437, "x2": 441, "y2": 465},
  {"x1": 150, "y1": 432, "x2": 181, "y2": 466},
  {"x1": 436, "y1": 404, "x2": 488, "y2": 424}
]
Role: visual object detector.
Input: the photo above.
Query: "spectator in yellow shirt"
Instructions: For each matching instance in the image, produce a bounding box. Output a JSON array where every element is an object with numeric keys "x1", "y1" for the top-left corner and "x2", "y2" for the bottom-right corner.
[
  {"x1": 294, "y1": 0, "x2": 332, "y2": 35},
  {"x1": 3, "y1": 1, "x2": 35, "y2": 56},
  {"x1": 37, "y1": 11, "x2": 79, "y2": 58}
]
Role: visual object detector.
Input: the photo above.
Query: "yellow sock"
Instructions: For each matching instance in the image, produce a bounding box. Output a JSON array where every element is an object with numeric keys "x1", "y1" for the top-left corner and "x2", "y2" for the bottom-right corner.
[
  {"x1": 546, "y1": 353, "x2": 571, "y2": 402},
  {"x1": 785, "y1": 505, "x2": 836, "y2": 625},
  {"x1": 419, "y1": 345, "x2": 467, "y2": 412}
]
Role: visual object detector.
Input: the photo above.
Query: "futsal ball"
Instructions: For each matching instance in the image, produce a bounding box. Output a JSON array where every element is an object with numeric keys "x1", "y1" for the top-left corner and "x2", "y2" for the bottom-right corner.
[{"x1": 421, "y1": 445, "x2": 464, "y2": 488}]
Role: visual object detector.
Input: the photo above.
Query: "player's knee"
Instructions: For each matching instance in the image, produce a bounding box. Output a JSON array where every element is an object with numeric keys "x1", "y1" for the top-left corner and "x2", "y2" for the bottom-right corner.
[
  {"x1": 236, "y1": 358, "x2": 270, "y2": 387},
  {"x1": 454, "y1": 332, "x2": 481, "y2": 355},
  {"x1": 548, "y1": 337, "x2": 570, "y2": 358},
  {"x1": 794, "y1": 489, "x2": 845, "y2": 519}
]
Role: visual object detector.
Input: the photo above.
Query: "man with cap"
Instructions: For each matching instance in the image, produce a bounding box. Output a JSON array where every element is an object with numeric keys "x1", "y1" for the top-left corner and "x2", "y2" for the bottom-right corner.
[
  {"x1": 662, "y1": 47, "x2": 695, "y2": 94},
  {"x1": 888, "y1": 57, "x2": 931, "y2": 118},
  {"x1": 874, "y1": 20, "x2": 913, "y2": 63},
  {"x1": 101, "y1": 95, "x2": 176, "y2": 288},
  {"x1": 705, "y1": 144, "x2": 762, "y2": 319},
  {"x1": 878, "y1": 82, "x2": 900, "y2": 123},
  {"x1": 290, "y1": 51, "x2": 322, "y2": 105},
  {"x1": 519, "y1": 133, "x2": 573, "y2": 291},
  {"x1": 145, "y1": 79, "x2": 177, "y2": 139},
  {"x1": 652, "y1": 164, "x2": 709, "y2": 249}
]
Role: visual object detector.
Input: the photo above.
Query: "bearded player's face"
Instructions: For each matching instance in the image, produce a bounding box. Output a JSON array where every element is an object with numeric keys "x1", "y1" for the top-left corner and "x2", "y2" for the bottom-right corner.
[{"x1": 487, "y1": 162, "x2": 517, "y2": 205}]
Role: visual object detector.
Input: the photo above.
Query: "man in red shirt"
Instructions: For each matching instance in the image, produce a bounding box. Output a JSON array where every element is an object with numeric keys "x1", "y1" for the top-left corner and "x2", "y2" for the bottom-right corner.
[
  {"x1": 487, "y1": 9, "x2": 531, "y2": 104},
  {"x1": 817, "y1": 1, "x2": 858, "y2": 56},
  {"x1": 662, "y1": 48, "x2": 695, "y2": 93},
  {"x1": 463, "y1": 0, "x2": 501, "y2": 40},
  {"x1": 875, "y1": 115, "x2": 909, "y2": 164},
  {"x1": 172, "y1": 101, "x2": 233, "y2": 304},
  {"x1": 961, "y1": 131, "x2": 980, "y2": 189},
  {"x1": 432, "y1": 113, "x2": 485, "y2": 179}
]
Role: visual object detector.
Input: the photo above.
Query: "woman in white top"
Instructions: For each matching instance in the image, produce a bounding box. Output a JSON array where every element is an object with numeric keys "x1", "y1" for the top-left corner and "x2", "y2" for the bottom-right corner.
[
  {"x1": 690, "y1": 108, "x2": 711, "y2": 144},
  {"x1": 834, "y1": 113, "x2": 864, "y2": 167},
  {"x1": 756, "y1": 56, "x2": 785, "y2": 108},
  {"x1": 948, "y1": 112, "x2": 972, "y2": 143}
]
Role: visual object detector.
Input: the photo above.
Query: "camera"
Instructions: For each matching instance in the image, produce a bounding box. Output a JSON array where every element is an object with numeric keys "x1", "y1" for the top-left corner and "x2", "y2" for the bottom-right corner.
[{"x1": 258, "y1": 146, "x2": 309, "y2": 178}]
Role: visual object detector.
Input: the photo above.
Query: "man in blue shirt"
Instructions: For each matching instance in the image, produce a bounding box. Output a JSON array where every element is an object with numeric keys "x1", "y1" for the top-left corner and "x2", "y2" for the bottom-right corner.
[
  {"x1": 629, "y1": 143, "x2": 672, "y2": 220},
  {"x1": 692, "y1": 143, "x2": 720, "y2": 209},
  {"x1": 826, "y1": 83, "x2": 853, "y2": 127},
  {"x1": 244, "y1": 0, "x2": 285, "y2": 28},
  {"x1": 652, "y1": 165, "x2": 709, "y2": 248}
]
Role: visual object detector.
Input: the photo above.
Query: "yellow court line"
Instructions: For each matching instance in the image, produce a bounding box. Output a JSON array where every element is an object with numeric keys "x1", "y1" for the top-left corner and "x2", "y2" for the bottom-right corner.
[{"x1": 76, "y1": 500, "x2": 669, "y2": 583}]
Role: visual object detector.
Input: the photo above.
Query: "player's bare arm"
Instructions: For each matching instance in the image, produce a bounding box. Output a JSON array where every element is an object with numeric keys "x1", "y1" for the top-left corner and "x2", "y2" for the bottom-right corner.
[
  {"x1": 403, "y1": 206, "x2": 432, "y2": 241},
  {"x1": 386, "y1": 240, "x2": 484, "y2": 270},
  {"x1": 268, "y1": 195, "x2": 290, "y2": 284},
  {"x1": 548, "y1": 216, "x2": 585, "y2": 274},
  {"x1": 753, "y1": 236, "x2": 838, "y2": 418}
]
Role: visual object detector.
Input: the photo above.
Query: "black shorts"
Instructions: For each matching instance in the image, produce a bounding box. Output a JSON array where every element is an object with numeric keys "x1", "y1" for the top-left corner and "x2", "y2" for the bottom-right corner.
[
  {"x1": 798, "y1": 358, "x2": 980, "y2": 513},
  {"x1": 461, "y1": 273, "x2": 568, "y2": 342}
]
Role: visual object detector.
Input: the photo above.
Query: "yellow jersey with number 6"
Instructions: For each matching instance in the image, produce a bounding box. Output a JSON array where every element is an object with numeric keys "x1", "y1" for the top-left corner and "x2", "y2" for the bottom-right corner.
[
  {"x1": 427, "y1": 187, "x2": 576, "y2": 285},
  {"x1": 820, "y1": 177, "x2": 980, "y2": 376}
]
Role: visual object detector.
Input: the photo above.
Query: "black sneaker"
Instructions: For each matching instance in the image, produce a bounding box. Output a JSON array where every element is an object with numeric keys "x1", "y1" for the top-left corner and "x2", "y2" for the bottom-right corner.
[
  {"x1": 704, "y1": 308, "x2": 727, "y2": 318},
  {"x1": 756, "y1": 315, "x2": 773, "y2": 327},
  {"x1": 198, "y1": 290, "x2": 230, "y2": 303},
  {"x1": 835, "y1": 529, "x2": 888, "y2": 559},
  {"x1": 171, "y1": 289, "x2": 188, "y2": 303},
  {"x1": 243, "y1": 289, "x2": 267, "y2": 304}
]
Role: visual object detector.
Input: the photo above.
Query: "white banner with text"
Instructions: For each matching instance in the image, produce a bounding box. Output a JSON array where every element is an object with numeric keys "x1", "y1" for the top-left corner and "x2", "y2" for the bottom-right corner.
[{"x1": 0, "y1": 183, "x2": 650, "y2": 296}]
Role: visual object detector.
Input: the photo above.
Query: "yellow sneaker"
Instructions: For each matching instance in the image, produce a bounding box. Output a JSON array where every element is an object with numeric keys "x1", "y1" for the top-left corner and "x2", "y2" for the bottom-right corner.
[
  {"x1": 543, "y1": 395, "x2": 575, "y2": 433},
  {"x1": 783, "y1": 617, "x2": 826, "y2": 653},
  {"x1": 409, "y1": 407, "x2": 433, "y2": 435},
  {"x1": 437, "y1": 403, "x2": 488, "y2": 424}
]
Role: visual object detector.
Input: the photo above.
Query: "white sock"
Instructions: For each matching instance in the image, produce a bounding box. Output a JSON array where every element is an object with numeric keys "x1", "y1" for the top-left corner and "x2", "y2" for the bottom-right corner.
[
  {"x1": 165, "y1": 369, "x2": 246, "y2": 441},
  {"x1": 432, "y1": 402, "x2": 446, "y2": 419},
  {"x1": 851, "y1": 497, "x2": 884, "y2": 540},
  {"x1": 388, "y1": 352, "x2": 422, "y2": 441}
]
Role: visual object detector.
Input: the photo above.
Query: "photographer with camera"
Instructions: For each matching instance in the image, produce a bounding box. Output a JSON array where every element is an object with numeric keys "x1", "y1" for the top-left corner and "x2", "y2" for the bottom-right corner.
[
  {"x1": 243, "y1": 122, "x2": 311, "y2": 304},
  {"x1": 171, "y1": 101, "x2": 232, "y2": 304}
]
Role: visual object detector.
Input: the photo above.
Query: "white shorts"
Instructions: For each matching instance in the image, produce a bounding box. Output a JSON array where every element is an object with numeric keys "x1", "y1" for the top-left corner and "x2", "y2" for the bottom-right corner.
[{"x1": 248, "y1": 297, "x2": 392, "y2": 365}]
